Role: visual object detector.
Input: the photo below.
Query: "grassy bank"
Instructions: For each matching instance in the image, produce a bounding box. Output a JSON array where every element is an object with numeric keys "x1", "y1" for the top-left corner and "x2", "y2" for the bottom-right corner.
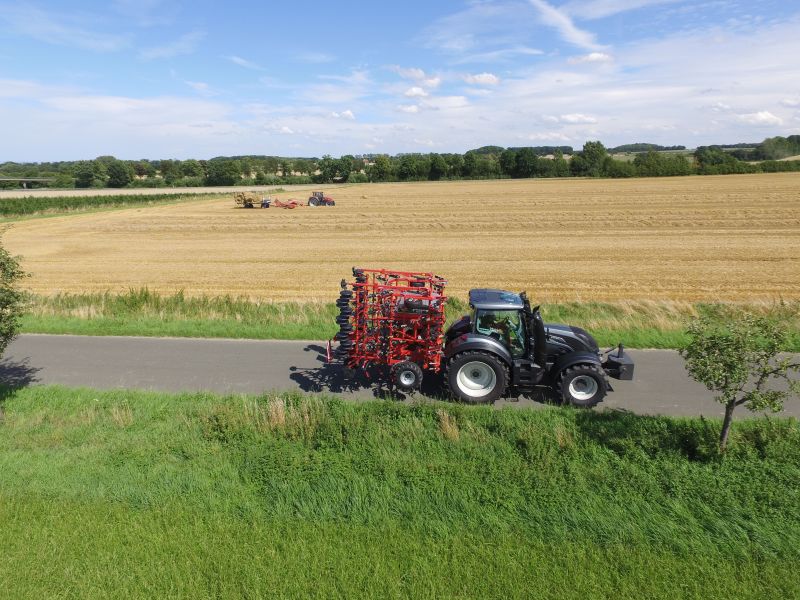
[
  {"x1": 21, "y1": 288, "x2": 800, "y2": 349},
  {"x1": 1, "y1": 385, "x2": 799, "y2": 598}
]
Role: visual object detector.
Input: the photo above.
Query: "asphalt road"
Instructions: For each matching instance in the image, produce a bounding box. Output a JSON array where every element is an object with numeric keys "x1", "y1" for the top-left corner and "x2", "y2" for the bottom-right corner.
[{"x1": 1, "y1": 334, "x2": 797, "y2": 418}]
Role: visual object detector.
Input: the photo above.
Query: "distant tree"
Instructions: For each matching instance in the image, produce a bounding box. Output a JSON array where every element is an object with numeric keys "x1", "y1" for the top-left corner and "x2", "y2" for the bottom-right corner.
[
  {"x1": 580, "y1": 141, "x2": 608, "y2": 177},
  {"x1": 428, "y1": 153, "x2": 448, "y2": 180},
  {"x1": 694, "y1": 146, "x2": 751, "y2": 175},
  {"x1": 368, "y1": 155, "x2": 392, "y2": 182},
  {"x1": 552, "y1": 150, "x2": 570, "y2": 177},
  {"x1": 239, "y1": 158, "x2": 254, "y2": 179},
  {"x1": 337, "y1": 155, "x2": 355, "y2": 182},
  {"x1": 182, "y1": 159, "x2": 204, "y2": 178},
  {"x1": 470, "y1": 145, "x2": 505, "y2": 155},
  {"x1": 443, "y1": 153, "x2": 464, "y2": 178},
  {"x1": 205, "y1": 160, "x2": 241, "y2": 186},
  {"x1": 73, "y1": 160, "x2": 107, "y2": 188},
  {"x1": 681, "y1": 307, "x2": 800, "y2": 452},
  {"x1": 499, "y1": 149, "x2": 517, "y2": 177},
  {"x1": 397, "y1": 154, "x2": 430, "y2": 181},
  {"x1": 602, "y1": 157, "x2": 636, "y2": 178},
  {"x1": 316, "y1": 155, "x2": 338, "y2": 183},
  {"x1": 462, "y1": 152, "x2": 479, "y2": 178},
  {"x1": 106, "y1": 159, "x2": 134, "y2": 188},
  {"x1": 278, "y1": 160, "x2": 293, "y2": 177},
  {"x1": 515, "y1": 148, "x2": 538, "y2": 178}
]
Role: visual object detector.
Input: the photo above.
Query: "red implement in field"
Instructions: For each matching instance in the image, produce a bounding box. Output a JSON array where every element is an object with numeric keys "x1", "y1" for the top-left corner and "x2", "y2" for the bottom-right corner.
[
  {"x1": 272, "y1": 198, "x2": 304, "y2": 209},
  {"x1": 331, "y1": 268, "x2": 447, "y2": 387}
]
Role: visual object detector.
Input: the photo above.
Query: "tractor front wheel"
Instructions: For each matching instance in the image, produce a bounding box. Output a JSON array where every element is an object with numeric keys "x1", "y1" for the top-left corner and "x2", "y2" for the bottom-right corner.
[
  {"x1": 558, "y1": 364, "x2": 607, "y2": 408},
  {"x1": 446, "y1": 351, "x2": 508, "y2": 404},
  {"x1": 392, "y1": 361, "x2": 423, "y2": 392}
]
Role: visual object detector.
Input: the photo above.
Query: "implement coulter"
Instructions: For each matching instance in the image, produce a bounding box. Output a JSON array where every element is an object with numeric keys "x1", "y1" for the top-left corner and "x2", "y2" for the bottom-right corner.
[{"x1": 331, "y1": 267, "x2": 635, "y2": 406}]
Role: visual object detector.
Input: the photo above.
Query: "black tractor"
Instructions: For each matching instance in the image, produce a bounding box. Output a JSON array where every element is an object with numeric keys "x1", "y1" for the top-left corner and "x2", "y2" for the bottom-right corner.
[
  {"x1": 307, "y1": 191, "x2": 335, "y2": 207},
  {"x1": 443, "y1": 289, "x2": 634, "y2": 406}
]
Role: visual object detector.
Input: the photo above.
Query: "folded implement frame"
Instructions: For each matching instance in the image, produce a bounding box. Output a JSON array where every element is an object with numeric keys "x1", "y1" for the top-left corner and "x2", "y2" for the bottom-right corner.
[{"x1": 331, "y1": 268, "x2": 447, "y2": 386}]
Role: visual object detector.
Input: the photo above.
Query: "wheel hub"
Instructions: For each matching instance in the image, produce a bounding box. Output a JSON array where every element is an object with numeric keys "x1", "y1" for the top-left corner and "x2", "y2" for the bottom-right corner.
[
  {"x1": 568, "y1": 375, "x2": 598, "y2": 401},
  {"x1": 456, "y1": 361, "x2": 497, "y2": 398}
]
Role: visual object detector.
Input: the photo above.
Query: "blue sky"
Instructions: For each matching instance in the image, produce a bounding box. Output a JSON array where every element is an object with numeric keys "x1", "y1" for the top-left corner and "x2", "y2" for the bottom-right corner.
[{"x1": 1, "y1": 0, "x2": 799, "y2": 161}]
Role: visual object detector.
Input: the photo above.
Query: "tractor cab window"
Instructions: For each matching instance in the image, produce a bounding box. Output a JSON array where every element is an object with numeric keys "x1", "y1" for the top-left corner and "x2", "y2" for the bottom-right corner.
[{"x1": 475, "y1": 309, "x2": 526, "y2": 358}]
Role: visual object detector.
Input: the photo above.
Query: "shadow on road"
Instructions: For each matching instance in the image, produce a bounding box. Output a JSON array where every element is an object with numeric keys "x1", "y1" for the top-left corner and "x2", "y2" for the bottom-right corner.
[{"x1": 290, "y1": 344, "x2": 562, "y2": 406}]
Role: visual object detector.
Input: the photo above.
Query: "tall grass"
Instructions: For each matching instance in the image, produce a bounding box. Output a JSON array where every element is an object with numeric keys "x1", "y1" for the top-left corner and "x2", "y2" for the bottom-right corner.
[
  {"x1": 0, "y1": 385, "x2": 798, "y2": 598},
  {"x1": 23, "y1": 288, "x2": 800, "y2": 349},
  {"x1": 0, "y1": 192, "x2": 216, "y2": 218}
]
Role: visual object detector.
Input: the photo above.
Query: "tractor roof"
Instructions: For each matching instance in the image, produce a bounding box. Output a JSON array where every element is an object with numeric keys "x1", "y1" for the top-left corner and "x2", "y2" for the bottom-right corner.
[{"x1": 468, "y1": 289, "x2": 523, "y2": 310}]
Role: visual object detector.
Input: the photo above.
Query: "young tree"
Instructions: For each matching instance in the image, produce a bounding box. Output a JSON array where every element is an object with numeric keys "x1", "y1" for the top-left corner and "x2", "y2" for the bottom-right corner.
[
  {"x1": 680, "y1": 308, "x2": 800, "y2": 452},
  {"x1": 0, "y1": 234, "x2": 27, "y2": 361}
]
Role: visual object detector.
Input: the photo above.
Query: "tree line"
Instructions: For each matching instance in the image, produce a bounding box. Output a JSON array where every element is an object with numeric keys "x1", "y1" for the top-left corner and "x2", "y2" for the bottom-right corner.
[{"x1": 2, "y1": 136, "x2": 799, "y2": 190}]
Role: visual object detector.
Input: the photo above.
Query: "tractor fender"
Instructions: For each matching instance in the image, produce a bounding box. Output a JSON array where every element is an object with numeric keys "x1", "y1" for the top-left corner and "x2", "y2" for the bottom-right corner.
[
  {"x1": 551, "y1": 351, "x2": 603, "y2": 376},
  {"x1": 444, "y1": 333, "x2": 513, "y2": 366}
]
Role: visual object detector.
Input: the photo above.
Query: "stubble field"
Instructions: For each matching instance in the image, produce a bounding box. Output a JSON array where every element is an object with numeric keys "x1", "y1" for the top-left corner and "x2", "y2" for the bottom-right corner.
[{"x1": 4, "y1": 173, "x2": 800, "y2": 302}]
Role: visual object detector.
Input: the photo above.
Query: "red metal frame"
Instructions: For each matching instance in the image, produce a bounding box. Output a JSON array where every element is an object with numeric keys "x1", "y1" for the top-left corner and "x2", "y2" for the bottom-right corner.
[
  {"x1": 273, "y1": 199, "x2": 304, "y2": 209},
  {"x1": 335, "y1": 268, "x2": 447, "y2": 373}
]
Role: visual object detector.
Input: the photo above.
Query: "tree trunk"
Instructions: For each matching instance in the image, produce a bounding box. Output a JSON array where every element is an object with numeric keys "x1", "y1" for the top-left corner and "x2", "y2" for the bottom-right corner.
[{"x1": 719, "y1": 401, "x2": 736, "y2": 452}]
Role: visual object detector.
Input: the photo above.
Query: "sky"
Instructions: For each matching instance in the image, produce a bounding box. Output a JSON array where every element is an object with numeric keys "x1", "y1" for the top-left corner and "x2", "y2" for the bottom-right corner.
[{"x1": 1, "y1": 0, "x2": 799, "y2": 161}]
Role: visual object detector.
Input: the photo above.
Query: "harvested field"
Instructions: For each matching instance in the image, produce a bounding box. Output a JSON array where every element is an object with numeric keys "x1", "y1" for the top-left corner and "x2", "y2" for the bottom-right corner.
[{"x1": 5, "y1": 174, "x2": 800, "y2": 302}]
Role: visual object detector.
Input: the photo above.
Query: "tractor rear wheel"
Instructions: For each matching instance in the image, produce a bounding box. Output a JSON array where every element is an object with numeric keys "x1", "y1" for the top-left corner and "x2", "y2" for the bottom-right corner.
[
  {"x1": 308, "y1": 197, "x2": 319, "y2": 207},
  {"x1": 392, "y1": 361, "x2": 423, "y2": 393},
  {"x1": 558, "y1": 363, "x2": 607, "y2": 408},
  {"x1": 446, "y1": 351, "x2": 508, "y2": 404}
]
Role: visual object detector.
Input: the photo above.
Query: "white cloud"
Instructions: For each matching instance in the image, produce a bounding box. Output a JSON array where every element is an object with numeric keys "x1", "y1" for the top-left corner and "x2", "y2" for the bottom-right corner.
[
  {"x1": 184, "y1": 81, "x2": 215, "y2": 96},
  {"x1": 140, "y1": 30, "x2": 205, "y2": 60},
  {"x1": 296, "y1": 52, "x2": 336, "y2": 63},
  {"x1": 563, "y1": 0, "x2": 684, "y2": 20},
  {"x1": 737, "y1": 111, "x2": 783, "y2": 126},
  {"x1": 454, "y1": 46, "x2": 544, "y2": 64},
  {"x1": 527, "y1": 132, "x2": 573, "y2": 141},
  {"x1": 280, "y1": 126, "x2": 294, "y2": 134},
  {"x1": 528, "y1": 0, "x2": 603, "y2": 50},
  {"x1": 708, "y1": 102, "x2": 731, "y2": 112},
  {"x1": 463, "y1": 72, "x2": 500, "y2": 86},
  {"x1": 397, "y1": 104, "x2": 420, "y2": 114},
  {"x1": 393, "y1": 67, "x2": 441, "y2": 88},
  {"x1": 559, "y1": 113, "x2": 598, "y2": 123},
  {"x1": 394, "y1": 67, "x2": 426, "y2": 80},
  {"x1": 404, "y1": 87, "x2": 429, "y2": 98},
  {"x1": 781, "y1": 98, "x2": 800, "y2": 108},
  {"x1": 330, "y1": 110, "x2": 355, "y2": 120},
  {"x1": 226, "y1": 55, "x2": 263, "y2": 70},
  {"x1": 542, "y1": 113, "x2": 598, "y2": 124},
  {"x1": 422, "y1": 96, "x2": 470, "y2": 110},
  {"x1": 0, "y1": 5, "x2": 130, "y2": 52},
  {"x1": 568, "y1": 52, "x2": 613, "y2": 64}
]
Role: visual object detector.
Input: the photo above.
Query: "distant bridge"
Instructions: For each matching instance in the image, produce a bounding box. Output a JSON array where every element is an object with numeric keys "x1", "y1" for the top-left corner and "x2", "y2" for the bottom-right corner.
[{"x1": 0, "y1": 177, "x2": 55, "y2": 189}]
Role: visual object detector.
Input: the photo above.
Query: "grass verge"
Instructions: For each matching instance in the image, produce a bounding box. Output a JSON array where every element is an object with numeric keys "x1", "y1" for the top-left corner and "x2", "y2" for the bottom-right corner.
[
  {"x1": 0, "y1": 385, "x2": 799, "y2": 598},
  {"x1": 21, "y1": 289, "x2": 800, "y2": 349}
]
